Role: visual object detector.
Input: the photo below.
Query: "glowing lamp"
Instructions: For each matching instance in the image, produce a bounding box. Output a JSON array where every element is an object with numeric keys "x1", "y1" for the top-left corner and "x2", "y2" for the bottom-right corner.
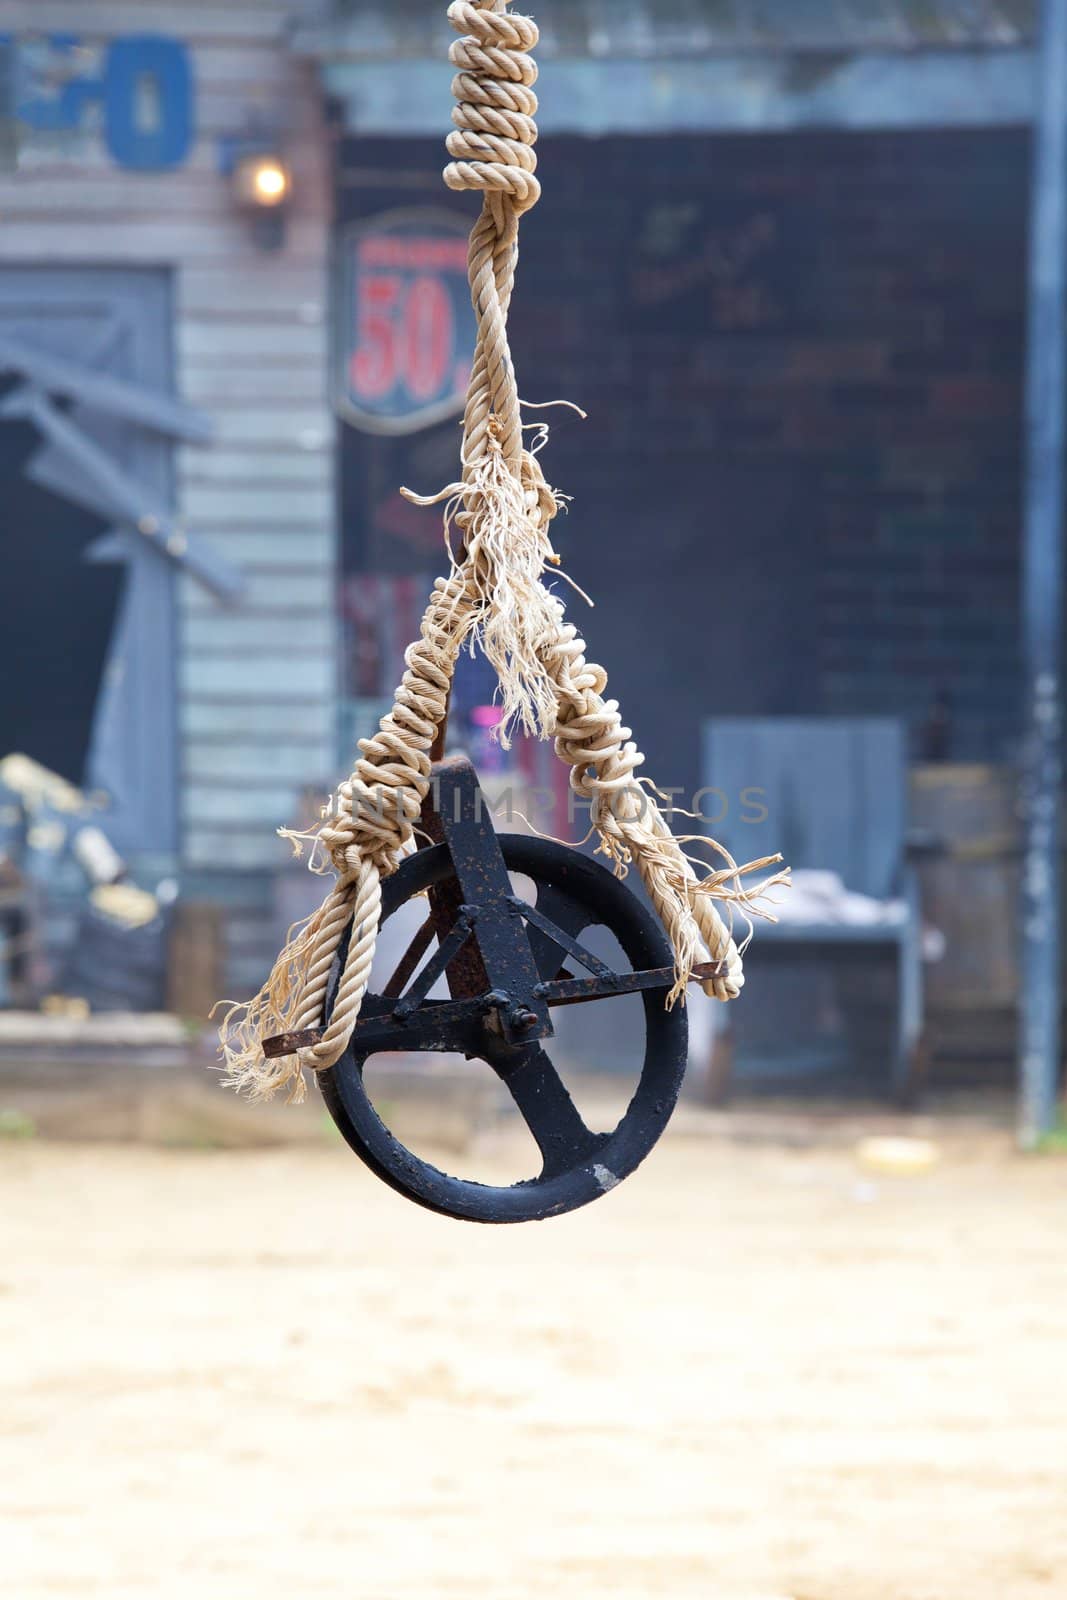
[{"x1": 233, "y1": 153, "x2": 291, "y2": 209}]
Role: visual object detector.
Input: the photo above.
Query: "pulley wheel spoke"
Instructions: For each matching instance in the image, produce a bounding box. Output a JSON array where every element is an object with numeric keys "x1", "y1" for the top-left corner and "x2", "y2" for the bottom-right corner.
[
  {"x1": 320, "y1": 835, "x2": 689, "y2": 1224},
  {"x1": 497, "y1": 1044, "x2": 604, "y2": 1178},
  {"x1": 525, "y1": 884, "x2": 597, "y2": 981}
]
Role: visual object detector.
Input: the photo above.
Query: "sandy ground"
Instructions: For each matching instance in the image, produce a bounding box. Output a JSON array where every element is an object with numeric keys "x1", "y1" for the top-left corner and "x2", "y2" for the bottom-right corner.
[{"x1": 1, "y1": 1117, "x2": 1066, "y2": 1600}]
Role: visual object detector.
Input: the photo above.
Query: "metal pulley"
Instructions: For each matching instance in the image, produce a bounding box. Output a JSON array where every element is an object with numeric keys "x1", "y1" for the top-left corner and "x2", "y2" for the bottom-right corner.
[
  {"x1": 239, "y1": 0, "x2": 780, "y2": 1210},
  {"x1": 267, "y1": 757, "x2": 719, "y2": 1224}
]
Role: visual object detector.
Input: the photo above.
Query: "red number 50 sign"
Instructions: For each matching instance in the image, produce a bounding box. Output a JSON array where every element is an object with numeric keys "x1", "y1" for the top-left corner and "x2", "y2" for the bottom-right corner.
[{"x1": 337, "y1": 210, "x2": 476, "y2": 436}]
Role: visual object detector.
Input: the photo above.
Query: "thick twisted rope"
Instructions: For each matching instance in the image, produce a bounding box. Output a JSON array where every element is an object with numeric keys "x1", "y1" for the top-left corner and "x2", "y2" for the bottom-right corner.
[
  {"x1": 446, "y1": 0, "x2": 540, "y2": 468},
  {"x1": 544, "y1": 624, "x2": 748, "y2": 1001},
  {"x1": 219, "y1": 0, "x2": 784, "y2": 1102}
]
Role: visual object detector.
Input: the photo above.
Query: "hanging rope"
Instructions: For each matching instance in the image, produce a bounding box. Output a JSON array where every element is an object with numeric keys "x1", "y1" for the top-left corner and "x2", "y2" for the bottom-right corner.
[{"x1": 219, "y1": 0, "x2": 787, "y2": 1103}]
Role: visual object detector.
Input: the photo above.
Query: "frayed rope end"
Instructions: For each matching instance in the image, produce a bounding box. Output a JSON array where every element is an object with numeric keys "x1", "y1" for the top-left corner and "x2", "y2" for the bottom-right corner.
[
  {"x1": 214, "y1": 897, "x2": 336, "y2": 1105},
  {"x1": 402, "y1": 418, "x2": 575, "y2": 749}
]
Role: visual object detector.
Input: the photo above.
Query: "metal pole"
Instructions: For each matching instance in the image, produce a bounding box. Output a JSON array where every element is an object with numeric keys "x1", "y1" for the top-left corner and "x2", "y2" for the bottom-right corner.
[
  {"x1": 1020, "y1": 0, "x2": 1067, "y2": 1146},
  {"x1": 0, "y1": 43, "x2": 16, "y2": 174}
]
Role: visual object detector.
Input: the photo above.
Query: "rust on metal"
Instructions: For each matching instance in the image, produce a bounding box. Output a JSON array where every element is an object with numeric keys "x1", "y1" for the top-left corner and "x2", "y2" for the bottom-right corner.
[
  {"x1": 420, "y1": 762, "x2": 493, "y2": 1001},
  {"x1": 539, "y1": 959, "x2": 727, "y2": 1008},
  {"x1": 382, "y1": 915, "x2": 436, "y2": 999},
  {"x1": 262, "y1": 1027, "x2": 324, "y2": 1060}
]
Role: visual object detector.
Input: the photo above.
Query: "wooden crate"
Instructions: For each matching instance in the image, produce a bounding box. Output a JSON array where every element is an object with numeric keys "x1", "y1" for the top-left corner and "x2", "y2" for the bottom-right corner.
[
  {"x1": 911, "y1": 764, "x2": 1020, "y2": 1014},
  {"x1": 166, "y1": 901, "x2": 225, "y2": 1024}
]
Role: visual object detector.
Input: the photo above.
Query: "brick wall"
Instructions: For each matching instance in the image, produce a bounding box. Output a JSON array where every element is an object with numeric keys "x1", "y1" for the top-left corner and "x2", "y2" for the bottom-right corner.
[{"x1": 342, "y1": 128, "x2": 1029, "y2": 788}]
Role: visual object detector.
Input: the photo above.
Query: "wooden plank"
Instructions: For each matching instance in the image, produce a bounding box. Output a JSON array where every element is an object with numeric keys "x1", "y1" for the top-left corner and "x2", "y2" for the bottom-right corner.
[
  {"x1": 326, "y1": 52, "x2": 1038, "y2": 135},
  {"x1": 0, "y1": 175, "x2": 238, "y2": 217},
  {"x1": 181, "y1": 313, "x2": 327, "y2": 345},
  {"x1": 0, "y1": 144, "x2": 208, "y2": 179},
  {"x1": 182, "y1": 612, "x2": 336, "y2": 654},
  {"x1": 180, "y1": 567, "x2": 333, "y2": 612},
  {"x1": 179, "y1": 309, "x2": 330, "y2": 342},
  {"x1": 181, "y1": 699, "x2": 334, "y2": 741},
  {"x1": 0, "y1": 177, "x2": 326, "y2": 224},
  {"x1": 181, "y1": 47, "x2": 303, "y2": 88},
  {"x1": 181, "y1": 654, "x2": 334, "y2": 698},
  {"x1": 195, "y1": 89, "x2": 328, "y2": 141},
  {"x1": 0, "y1": 218, "x2": 328, "y2": 263},
  {"x1": 2, "y1": 388, "x2": 242, "y2": 602},
  {"x1": 183, "y1": 784, "x2": 313, "y2": 827},
  {"x1": 181, "y1": 346, "x2": 329, "y2": 377},
  {"x1": 179, "y1": 448, "x2": 330, "y2": 484},
  {"x1": 0, "y1": 335, "x2": 212, "y2": 442},
  {"x1": 178, "y1": 529, "x2": 332, "y2": 567},
  {"x1": 185, "y1": 829, "x2": 297, "y2": 872},
  {"x1": 178, "y1": 267, "x2": 328, "y2": 319},
  {"x1": 0, "y1": 3, "x2": 293, "y2": 40},
  {"x1": 0, "y1": 131, "x2": 321, "y2": 185},
  {"x1": 184, "y1": 739, "x2": 336, "y2": 783},
  {"x1": 166, "y1": 902, "x2": 225, "y2": 1022},
  {"x1": 177, "y1": 322, "x2": 329, "y2": 364},
  {"x1": 206, "y1": 412, "x2": 332, "y2": 448},
  {"x1": 181, "y1": 484, "x2": 334, "y2": 523},
  {"x1": 179, "y1": 381, "x2": 331, "y2": 410}
]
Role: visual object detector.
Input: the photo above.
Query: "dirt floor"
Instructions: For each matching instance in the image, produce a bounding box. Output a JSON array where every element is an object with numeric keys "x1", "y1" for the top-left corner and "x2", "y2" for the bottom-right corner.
[{"x1": 1, "y1": 1109, "x2": 1065, "y2": 1600}]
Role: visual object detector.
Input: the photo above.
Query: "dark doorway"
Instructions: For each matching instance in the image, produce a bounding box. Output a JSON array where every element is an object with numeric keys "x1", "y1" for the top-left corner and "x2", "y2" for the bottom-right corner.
[
  {"x1": 0, "y1": 267, "x2": 179, "y2": 855},
  {"x1": 0, "y1": 384, "x2": 122, "y2": 786}
]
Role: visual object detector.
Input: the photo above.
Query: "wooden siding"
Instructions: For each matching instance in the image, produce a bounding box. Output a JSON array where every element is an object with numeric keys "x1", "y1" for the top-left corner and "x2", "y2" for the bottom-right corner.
[
  {"x1": 298, "y1": 1, "x2": 1036, "y2": 56},
  {"x1": 303, "y1": 1, "x2": 1036, "y2": 136},
  {"x1": 0, "y1": 1, "x2": 338, "y2": 919}
]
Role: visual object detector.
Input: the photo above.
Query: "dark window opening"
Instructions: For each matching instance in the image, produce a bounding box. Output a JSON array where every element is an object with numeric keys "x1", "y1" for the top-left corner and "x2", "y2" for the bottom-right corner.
[{"x1": 0, "y1": 382, "x2": 122, "y2": 788}]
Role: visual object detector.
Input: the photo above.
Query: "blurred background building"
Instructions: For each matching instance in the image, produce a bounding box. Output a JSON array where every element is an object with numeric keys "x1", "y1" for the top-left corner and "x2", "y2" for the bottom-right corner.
[{"x1": 0, "y1": 2, "x2": 1056, "y2": 1098}]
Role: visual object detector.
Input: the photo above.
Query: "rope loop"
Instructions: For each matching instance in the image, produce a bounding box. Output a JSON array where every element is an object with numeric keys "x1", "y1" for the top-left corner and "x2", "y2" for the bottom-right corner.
[
  {"x1": 445, "y1": 1, "x2": 542, "y2": 216},
  {"x1": 217, "y1": 0, "x2": 782, "y2": 1105}
]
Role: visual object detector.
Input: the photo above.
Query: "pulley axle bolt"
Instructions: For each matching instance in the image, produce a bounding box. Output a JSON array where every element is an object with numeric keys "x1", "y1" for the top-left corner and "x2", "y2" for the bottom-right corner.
[{"x1": 509, "y1": 1006, "x2": 539, "y2": 1032}]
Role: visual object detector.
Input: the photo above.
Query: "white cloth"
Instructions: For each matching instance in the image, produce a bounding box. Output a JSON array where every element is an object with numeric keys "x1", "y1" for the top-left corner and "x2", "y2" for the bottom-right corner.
[{"x1": 770, "y1": 870, "x2": 907, "y2": 928}]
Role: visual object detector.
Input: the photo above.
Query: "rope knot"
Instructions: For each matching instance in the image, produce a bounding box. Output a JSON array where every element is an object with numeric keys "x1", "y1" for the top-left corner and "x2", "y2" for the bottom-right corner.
[
  {"x1": 215, "y1": 2, "x2": 776, "y2": 1107},
  {"x1": 521, "y1": 447, "x2": 559, "y2": 532},
  {"x1": 445, "y1": 0, "x2": 541, "y2": 215}
]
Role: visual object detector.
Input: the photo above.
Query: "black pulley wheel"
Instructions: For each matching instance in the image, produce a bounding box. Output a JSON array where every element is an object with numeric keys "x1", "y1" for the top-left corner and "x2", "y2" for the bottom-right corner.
[{"x1": 319, "y1": 835, "x2": 689, "y2": 1224}]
